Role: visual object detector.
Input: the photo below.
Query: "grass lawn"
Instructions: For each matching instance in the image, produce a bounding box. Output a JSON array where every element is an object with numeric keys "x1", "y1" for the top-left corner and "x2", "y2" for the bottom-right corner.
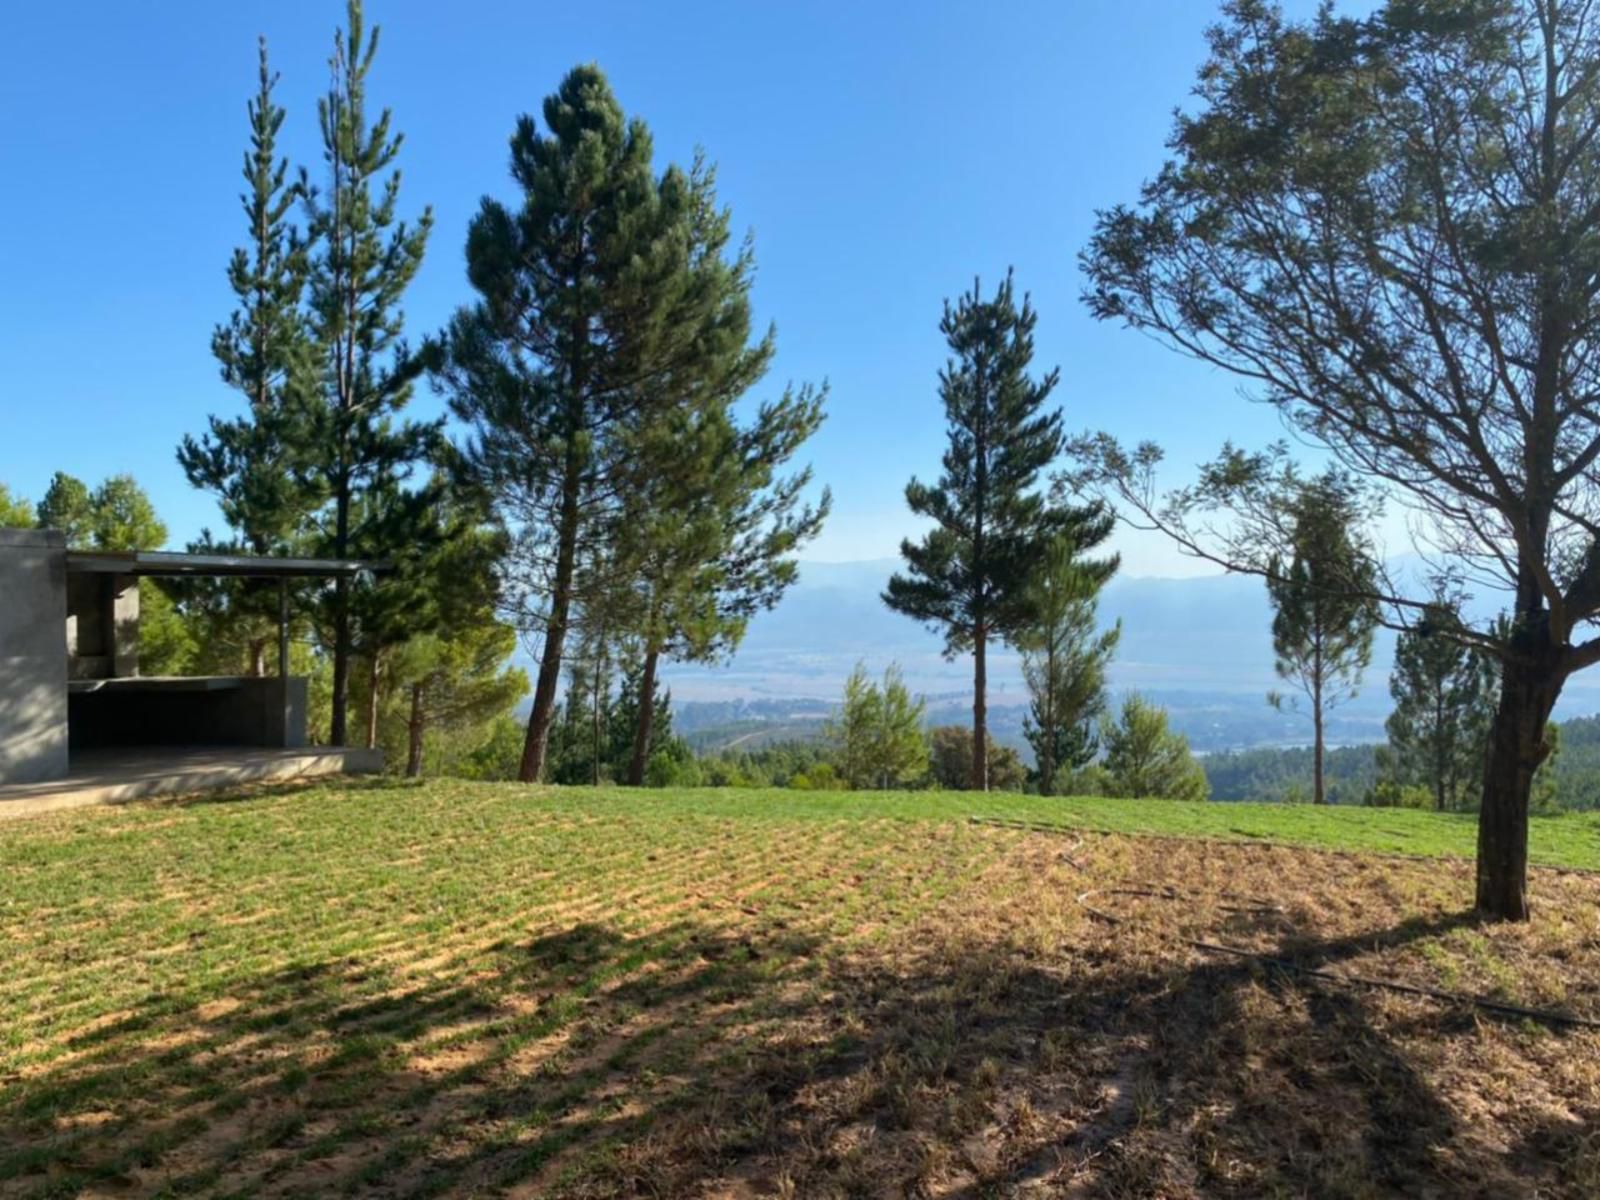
[{"x1": 2, "y1": 782, "x2": 1599, "y2": 1197}]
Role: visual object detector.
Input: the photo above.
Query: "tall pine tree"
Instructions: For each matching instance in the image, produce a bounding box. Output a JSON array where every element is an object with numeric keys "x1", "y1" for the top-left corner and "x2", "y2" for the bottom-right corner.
[
  {"x1": 179, "y1": 37, "x2": 319, "y2": 676},
  {"x1": 884, "y1": 273, "x2": 1110, "y2": 790},
  {"x1": 302, "y1": 0, "x2": 438, "y2": 745},
  {"x1": 616, "y1": 397, "x2": 829, "y2": 786},
  {"x1": 180, "y1": 36, "x2": 317, "y2": 559},
  {"x1": 435, "y1": 65, "x2": 747, "y2": 782},
  {"x1": 610, "y1": 160, "x2": 829, "y2": 785}
]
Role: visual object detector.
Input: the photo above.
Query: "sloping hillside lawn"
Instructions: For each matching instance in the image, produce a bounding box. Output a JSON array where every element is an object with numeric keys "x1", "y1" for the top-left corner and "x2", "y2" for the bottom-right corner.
[{"x1": 2, "y1": 782, "x2": 1598, "y2": 1197}]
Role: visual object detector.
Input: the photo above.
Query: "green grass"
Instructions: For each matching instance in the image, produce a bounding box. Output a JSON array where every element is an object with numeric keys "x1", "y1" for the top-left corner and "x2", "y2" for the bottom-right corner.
[
  {"x1": 507, "y1": 784, "x2": 1600, "y2": 869},
  {"x1": 2, "y1": 780, "x2": 1597, "y2": 1197}
]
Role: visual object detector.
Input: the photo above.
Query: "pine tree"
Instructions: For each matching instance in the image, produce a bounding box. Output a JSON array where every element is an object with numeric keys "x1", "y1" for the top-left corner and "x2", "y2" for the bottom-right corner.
[
  {"x1": 609, "y1": 159, "x2": 829, "y2": 786},
  {"x1": 434, "y1": 65, "x2": 738, "y2": 782},
  {"x1": 1266, "y1": 471, "x2": 1381, "y2": 805},
  {"x1": 386, "y1": 622, "x2": 528, "y2": 779},
  {"x1": 826, "y1": 663, "x2": 927, "y2": 790},
  {"x1": 178, "y1": 37, "x2": 320, "y2": 676},
  {"x1": 868, "y1": 666, "x2": 928, "y2": 790},
  {"x1": 884, "y1": 273, "x2": 1110, "y2": 790},
  {"x1": 344, "y1": 478, "x2": 467, "y2": 750},
  {"x1": 548, "y1": 625, "x2": 614, "y2": 786},
  {"x1": 179, "y1": 36, "x2": 316, "y2": 557},
  {"x1": 827, "y1": 663, "x2": 878, "y2": 790},
  {"x1": 1102, "y1": 694, "x2": 1208, "y2": 802},
  {"x1": 1020, "y1": 534, "x2": 1120, "y2": 795},
  {"x1": 1385, "y1": 592, "x2": 1497, "y2": 812},
  {"x1": 617, "y1": 395, "x2": 829, "y2": 786},
  {"x1": 303, "y1": 0, "x2": 438, "y2": 746},
  {"x1": 606, "y1": 652, "x2": 675, "y2": 780}
]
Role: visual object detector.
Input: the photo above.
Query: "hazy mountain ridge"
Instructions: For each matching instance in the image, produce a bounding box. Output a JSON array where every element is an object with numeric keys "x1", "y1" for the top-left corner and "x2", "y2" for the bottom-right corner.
[{"x1": 655, "y1": 558, "x2": 1600, "y2": 753}]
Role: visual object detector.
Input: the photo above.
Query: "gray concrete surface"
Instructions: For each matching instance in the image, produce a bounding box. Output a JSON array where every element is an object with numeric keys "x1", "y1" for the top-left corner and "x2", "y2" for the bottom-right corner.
[
  {"x1": 0, "y1": 529, "x2": 69, "y2": 784},
  {"x1": 0, "y1": 745, "x2": 385, "y2": 820}
]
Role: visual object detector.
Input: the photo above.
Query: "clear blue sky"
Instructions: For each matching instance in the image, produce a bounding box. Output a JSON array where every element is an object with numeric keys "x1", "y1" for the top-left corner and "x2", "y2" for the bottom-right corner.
[{"x1": 0, "y1": 1, "x2": 1343, "y2": 576}]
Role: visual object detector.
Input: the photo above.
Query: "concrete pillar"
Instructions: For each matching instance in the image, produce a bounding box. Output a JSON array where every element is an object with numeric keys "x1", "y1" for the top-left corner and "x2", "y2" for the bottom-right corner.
[
  {"x1": 0, "y1": 529, "x2": 69, "y2": 784},
  {"x1": 111, "y1": 575, "x2": 139, "y2": 678}
]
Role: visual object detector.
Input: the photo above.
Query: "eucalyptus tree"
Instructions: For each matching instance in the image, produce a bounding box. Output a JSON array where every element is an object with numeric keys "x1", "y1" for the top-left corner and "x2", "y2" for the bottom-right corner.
[{"x1": 1075, "y1": 0, "x2": 1600, "y2": 918}]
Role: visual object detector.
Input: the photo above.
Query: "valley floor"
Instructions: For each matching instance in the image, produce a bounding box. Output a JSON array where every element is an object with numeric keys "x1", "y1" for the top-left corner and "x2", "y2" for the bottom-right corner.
[{"x1": 2, "y1": 783, "x2": 1598, "y2": 1197}]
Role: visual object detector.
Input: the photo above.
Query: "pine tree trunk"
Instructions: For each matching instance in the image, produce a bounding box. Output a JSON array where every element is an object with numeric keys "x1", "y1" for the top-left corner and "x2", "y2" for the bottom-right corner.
[
  {"x1": 592, "y1": 657, "x2": 604, "y2": 787},
  {"x1": 972, "y1": 627, "x2": 989, "y2": 792},
  {"x1": 519, "y1": 446, "x2": 583, "y2": 783},
  {"x1": 1311, "y1": 642, "x2": 1325, "y2": 805},
  {"x1": 364, "y1": 651, "x2": 381, "y2": 751},
  {"x1": 406, "y1": 683, "x2": 425, "y2": 778},
  {"x1": 971, "y1": 350, "x2": 988, "y2": 794},
  {"x1": 1476, "y1": 658, "x2": 1561, "y2": 921},
  {"x1": 249, "y1": 638, "x2": 266, "y2": 679},
  {"x1": 1039, "y1": 642, "x2": 1057, "y2": 797},
  {"x1": 1312, "y1": 713, "x2": 1324, "y2": 809},
  {"x1": 627, "y1": 647, "x2": 660, "y2": 787},
  {"x1": 330, "y1": 482, "x2": 352, "y2": 745},
  {"x1": 1312, "y1": 701, "x2": 1325, "y2": 805},
  {"x1": 1433, "y1": 684, "x2": 1448, "y2": 811}
]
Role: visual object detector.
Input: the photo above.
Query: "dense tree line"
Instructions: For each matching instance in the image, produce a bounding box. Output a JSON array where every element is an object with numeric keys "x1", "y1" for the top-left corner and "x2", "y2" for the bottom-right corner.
[{"x1": 163, "y1": 7, "x2": 828, "y2": 782}]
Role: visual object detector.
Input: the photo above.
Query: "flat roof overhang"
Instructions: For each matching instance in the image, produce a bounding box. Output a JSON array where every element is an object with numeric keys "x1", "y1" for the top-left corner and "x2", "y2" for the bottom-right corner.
[{"x1": 64, "y1": 550, "x2": 391, "y2": 579}]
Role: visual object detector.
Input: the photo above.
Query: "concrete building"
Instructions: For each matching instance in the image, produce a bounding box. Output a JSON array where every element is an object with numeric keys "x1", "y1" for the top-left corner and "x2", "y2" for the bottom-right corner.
[{"x1": 1, "y1": 529, "x2": 384, "y2": 813}]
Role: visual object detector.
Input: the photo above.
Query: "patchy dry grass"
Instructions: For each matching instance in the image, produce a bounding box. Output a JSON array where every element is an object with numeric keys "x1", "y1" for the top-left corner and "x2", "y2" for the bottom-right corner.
[{"x1": 2, "y1": 780, "x2": 1598, "y2": 1197}]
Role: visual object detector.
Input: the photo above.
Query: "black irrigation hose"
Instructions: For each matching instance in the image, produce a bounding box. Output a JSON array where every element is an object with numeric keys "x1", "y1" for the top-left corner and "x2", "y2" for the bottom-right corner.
[{"x1": 966, "y1": 817, "x2": 1600, "y2": 1030}]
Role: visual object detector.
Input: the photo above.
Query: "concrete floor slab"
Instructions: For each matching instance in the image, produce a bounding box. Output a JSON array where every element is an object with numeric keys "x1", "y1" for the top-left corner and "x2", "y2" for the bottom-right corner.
[{"x1": 0, "y1": 746, "x2": 383, "y2": 820}]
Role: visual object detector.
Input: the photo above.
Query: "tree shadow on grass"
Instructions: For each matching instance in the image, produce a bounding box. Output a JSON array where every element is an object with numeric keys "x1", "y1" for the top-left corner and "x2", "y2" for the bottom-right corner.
[{"x1": 0, "y1": 904, "x2": 1589, "y2": 1198}]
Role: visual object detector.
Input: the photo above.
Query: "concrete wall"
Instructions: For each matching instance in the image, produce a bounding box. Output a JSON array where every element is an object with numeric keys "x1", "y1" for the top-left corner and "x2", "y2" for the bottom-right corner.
[
  {"x1": 0, "y1": 529, "x2": 69, "y2": 784},
  {"x1": 66, "y1": 573, "x2": 139, "y2": 679}
]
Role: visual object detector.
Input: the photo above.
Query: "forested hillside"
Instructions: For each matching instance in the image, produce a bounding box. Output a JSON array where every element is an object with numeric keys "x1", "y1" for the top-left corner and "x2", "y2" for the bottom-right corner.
[{"x1": 1204, "y1": 715, "x2": 1600, "y2": 811}]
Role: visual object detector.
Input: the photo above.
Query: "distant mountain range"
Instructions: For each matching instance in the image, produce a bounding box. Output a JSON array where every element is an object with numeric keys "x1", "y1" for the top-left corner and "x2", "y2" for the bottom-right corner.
[{"x1": 653, "y1": 558, "x2": 1600, "y2": 754}]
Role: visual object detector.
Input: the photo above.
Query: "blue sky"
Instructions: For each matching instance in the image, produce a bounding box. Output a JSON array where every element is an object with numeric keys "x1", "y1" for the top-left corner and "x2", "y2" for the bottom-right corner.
[{"x1": 0, "y1": 1, "x2": 1344, "y2": 577}]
